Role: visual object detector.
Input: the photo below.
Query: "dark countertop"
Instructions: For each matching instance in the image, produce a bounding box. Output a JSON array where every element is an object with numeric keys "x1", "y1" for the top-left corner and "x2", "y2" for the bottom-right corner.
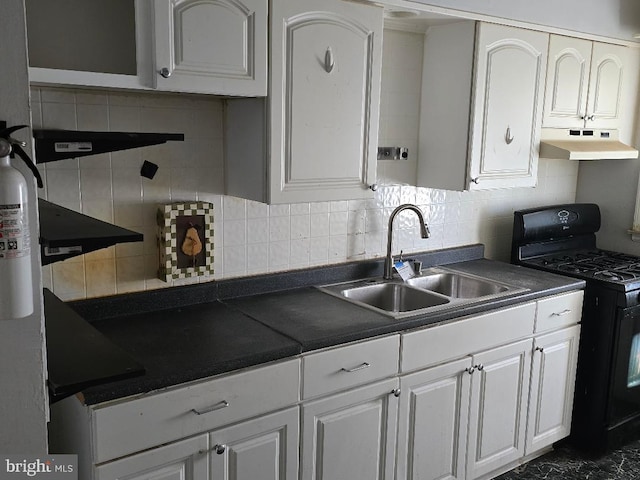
[
  {"x1": 53, "y1": 245, "x2": 585, "y2": 406},
  {"x1": 226, "y1": 259, "x2": 585, "y2": 351},
  {"x1": 79, "y1": 302, "x2": 301, "y2": 404}
]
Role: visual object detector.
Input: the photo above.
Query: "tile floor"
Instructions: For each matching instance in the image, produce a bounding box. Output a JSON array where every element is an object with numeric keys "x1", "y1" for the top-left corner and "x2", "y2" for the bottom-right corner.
[{"x1": 495, "y1": 440, "x2": 640, "y2": 480}]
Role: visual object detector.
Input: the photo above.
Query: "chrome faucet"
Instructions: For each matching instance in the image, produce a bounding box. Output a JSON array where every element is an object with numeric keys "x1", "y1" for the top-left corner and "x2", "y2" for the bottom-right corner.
[{"x1": 383, "y1": 204, "x2": 430, "y2": 280}]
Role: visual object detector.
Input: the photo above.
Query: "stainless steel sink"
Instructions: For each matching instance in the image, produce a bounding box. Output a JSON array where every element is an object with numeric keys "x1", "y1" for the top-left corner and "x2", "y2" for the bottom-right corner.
[
  {"x1": 317, "y1": 267, "x2": 528, "y2": 319},
  {"x1": 407, "y1": 272, "x2": 509, "y2": 298},
  {"x1": 342, "y1": 283, "x2": 450, "y2": 313}
]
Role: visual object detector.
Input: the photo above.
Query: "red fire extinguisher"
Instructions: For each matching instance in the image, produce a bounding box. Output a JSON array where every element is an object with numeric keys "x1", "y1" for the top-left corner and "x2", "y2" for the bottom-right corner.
[{"x1": 0, "y1": 125, "x2": 43, "y2": 320}]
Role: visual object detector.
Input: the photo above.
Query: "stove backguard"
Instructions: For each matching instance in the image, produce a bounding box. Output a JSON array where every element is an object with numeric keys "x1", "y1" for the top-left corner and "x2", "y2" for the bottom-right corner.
[{"x1": 511, "y1": 203, "x2": 601, "y2": 263}]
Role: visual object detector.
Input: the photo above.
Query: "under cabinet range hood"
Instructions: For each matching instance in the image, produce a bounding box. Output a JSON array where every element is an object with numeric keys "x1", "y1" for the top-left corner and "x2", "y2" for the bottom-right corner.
[{"x1": 539, "y1": 128, "x2": 639, "y2": 160}]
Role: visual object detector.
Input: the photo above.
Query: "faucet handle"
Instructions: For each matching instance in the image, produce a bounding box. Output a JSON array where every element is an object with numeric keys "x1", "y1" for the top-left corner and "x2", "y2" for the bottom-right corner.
[
  {"x1": 412, "y1": 260, "x2": 422, "y2": 276},
  {"x1": 403, "y1": 258, "x2": 423, "y2": 276}
]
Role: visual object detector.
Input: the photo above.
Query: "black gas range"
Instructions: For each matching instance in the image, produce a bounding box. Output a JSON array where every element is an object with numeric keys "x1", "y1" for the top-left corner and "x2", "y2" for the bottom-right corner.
[{"x1": 512, "y1": 203, "x2": 640, "y2": 454}]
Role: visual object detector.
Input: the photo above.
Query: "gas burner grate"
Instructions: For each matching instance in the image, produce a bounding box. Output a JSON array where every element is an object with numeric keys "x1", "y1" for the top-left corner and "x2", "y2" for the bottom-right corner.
[
  {"x1": 593, "y1": 270, "x2": 639, "y2": 281},
  {"x1": 526, "y1": 249, "x2": 640, "y2": 284}
]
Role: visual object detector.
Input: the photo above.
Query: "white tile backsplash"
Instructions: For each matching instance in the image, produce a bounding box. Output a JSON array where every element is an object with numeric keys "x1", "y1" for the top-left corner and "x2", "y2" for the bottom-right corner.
[{"x1": 35, "y1": 86, "x2": 578, "y2": 300}]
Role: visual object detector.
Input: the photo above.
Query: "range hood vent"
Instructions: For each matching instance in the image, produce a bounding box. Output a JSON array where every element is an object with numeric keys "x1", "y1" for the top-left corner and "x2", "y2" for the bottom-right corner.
[
  {"x1": 540, "y1": 128, "x2": 638, "y2": 160},
  {"x1": 33, "y1": 129, "x2": 184, "y2": 162}
]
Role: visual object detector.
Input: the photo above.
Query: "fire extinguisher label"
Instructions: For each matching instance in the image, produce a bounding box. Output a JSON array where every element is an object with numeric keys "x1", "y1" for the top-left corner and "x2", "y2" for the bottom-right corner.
[{"x1": 0, "y1": 204, "x2": 30, "y2": 260}]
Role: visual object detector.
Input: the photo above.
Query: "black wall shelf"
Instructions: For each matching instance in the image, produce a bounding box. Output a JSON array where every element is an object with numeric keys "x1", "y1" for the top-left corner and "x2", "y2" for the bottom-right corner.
[
  {"x1": 39, "y1": 199, "x2": 143, "y2": 265},
  {"x1": 33, "y1": 129, "x2": 184, "y2": 162}
]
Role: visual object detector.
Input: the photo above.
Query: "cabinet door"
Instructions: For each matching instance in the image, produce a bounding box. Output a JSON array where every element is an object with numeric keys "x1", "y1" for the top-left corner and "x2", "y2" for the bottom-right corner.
[
  {"x1": 468, "y1": 24, "x2": 548, "y2": 190},
  {"x1": 210, "y1": 407, "x2": 299, "y2": 480},
  {"x1": 526, "y1": 325, "x2": 580, "y2": 455},
  {"x1": 268, "y1": 0, "x2": 382, "y2": 204},
  {"x1": 301, "y1": 378, "x2": 398, "y2": 480},
  {"x1": 542, "y1": 36, "x2": 592, "y2": 128},
  {"x1": 585, "y1": 42, "x2": 627, "y2": 129},
  {"x1": 396, "y1": 357, "x2": 472, "y2": 480},
  {"x1": 153, "y1": 0, "x2": 267, "y2": 95},
  {"x1": 466, "y1": 339, "x2": 533, "y2": 480},
  {"x1": 95, "y1": 434, "x2": 208, "y2": 480}
]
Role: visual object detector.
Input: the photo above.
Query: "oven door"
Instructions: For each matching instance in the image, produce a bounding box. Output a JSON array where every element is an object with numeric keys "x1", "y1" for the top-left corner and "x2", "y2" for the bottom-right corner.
[{"x1": 609, "y1": 304, "x2": 640, "y2": 425}]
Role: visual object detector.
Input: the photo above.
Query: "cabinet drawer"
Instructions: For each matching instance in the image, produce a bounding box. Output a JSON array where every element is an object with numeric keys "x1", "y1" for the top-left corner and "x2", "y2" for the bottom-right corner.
[
  {"x1": 536, "y1": 290, "x2": 584, "y2": 333},
  {"x1": 92, "y1": 359, "x2": 300, "y2": 463},
  {"x1": 302, "y1": 335, "x2": 399, "y2": 399},
  {"x1": 401, "y1": 302, "x2": 536, "y2": 372}
]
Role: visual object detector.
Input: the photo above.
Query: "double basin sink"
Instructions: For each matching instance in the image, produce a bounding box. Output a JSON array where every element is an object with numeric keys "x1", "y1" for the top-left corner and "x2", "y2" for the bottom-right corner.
[{"x1": 318, "y1": 267, "x2": 528, "y2": 319}]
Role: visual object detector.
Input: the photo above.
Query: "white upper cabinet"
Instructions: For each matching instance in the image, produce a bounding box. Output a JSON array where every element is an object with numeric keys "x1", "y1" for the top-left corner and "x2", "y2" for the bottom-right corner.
[
  {"x1": 26, "y1": 0, "x2": 267, "y2": 96},
  {"x1": 225, "y1": 0, "x2": 383, "y2": 204},
  {"x1": 468, "y1": 24, "x2": 548, "y2": 190},
  {"x1": 26, "y1": 0, "x2": 152, "y2": 90},
  {"x1": 543, "y1": 35, "x2": 627, "y2": 129},
  {"x1": 586, "y1": 42, "x2": 627, "y2": 129},
  {"x1": 153, "y1": 0, "x2": 267, "y2": 95},
  {"x1": 417, "y1": 22, "x2": 548, "y2": 191}
]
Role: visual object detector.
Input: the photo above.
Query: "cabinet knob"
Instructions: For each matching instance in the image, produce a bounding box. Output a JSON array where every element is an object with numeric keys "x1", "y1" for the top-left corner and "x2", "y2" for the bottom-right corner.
[
  {"x1": 369, "y1": 184, "x2": 378, "y2": 191},
  {"x1": 465, "y1": 367, "x2": 475, "y2": 375},
  {"x1": 470, "y1": 177, "x2": 479, "y2": 185},
  {"x1": 535, "y1": 346, "x2": 544, "y2": 353},
  {"x1": 587, "y1": 114, "x2": 595, "y2": 121},
  {"x1": 324, "y1": 47, "x2": 335, "y2": 73},
  {"x1": 505, "y1": 126, "x2": 514, "y2": 145},
  {"x1": 214, "y1": 444, "x2": 227, "y2": 455},
  {"x1": 474, "y1": 364, "x2": 484, "y2": 371},
  {"x1": 391, "y1": 388, "x2": 401, "y2": 397},
  {"x1": 159, "y1": 67, "x2": 172, "y2": 78}
]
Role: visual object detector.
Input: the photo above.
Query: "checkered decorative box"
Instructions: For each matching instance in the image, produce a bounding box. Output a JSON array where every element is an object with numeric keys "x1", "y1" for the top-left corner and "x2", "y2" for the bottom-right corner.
[{"x1": 157, "y1": 202, "x2": 214, "y2": 282}]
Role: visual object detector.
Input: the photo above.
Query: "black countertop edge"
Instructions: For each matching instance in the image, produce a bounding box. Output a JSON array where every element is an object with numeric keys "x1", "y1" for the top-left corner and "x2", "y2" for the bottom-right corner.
[{"x1": 69, "y1": 244, "x2": 485, "y2": 322}]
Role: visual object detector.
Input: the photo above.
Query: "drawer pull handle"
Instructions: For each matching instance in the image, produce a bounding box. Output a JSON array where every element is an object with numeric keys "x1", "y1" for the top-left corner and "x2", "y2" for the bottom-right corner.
[
  {"x1": 340, "y1": 362, "x2": 370, "y2": 373},
  {"x1": 551, "y1": 309, "x2": 572, "y2": 317},
  {"x1": 191, "y1": 400, "x2": 229, "y2": 415}
]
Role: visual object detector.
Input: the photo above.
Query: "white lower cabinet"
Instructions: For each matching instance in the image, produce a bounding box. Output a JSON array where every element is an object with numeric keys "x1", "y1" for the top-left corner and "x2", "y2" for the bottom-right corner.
[
  {"x1": 49, "y1": 291, "x2": 583, "y2": 480},
  {"x1": 466, "y1": 339, "x2": 533, "y2": 480},
  {"x1": 95, "y1": 434, "x2": 208, "y2": 480},
  {"x1": 396, "y1": 290, "x2": 583, "y2": 480},
  {"x1": 96, "y1": 407, "x2": 299, "y2": 480},
  {"x1": 396, "y1": 357, "x2": 472, "y2": 480},
  {"x1": 396, "y1": 341, "x2": 533, "y2": 480},
  {"x1": 301, "y1": 378, "x2": 399, "y2": 480},
  {"x1": 526, "y1": 325, "x2": 581, "y2": 454}
]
